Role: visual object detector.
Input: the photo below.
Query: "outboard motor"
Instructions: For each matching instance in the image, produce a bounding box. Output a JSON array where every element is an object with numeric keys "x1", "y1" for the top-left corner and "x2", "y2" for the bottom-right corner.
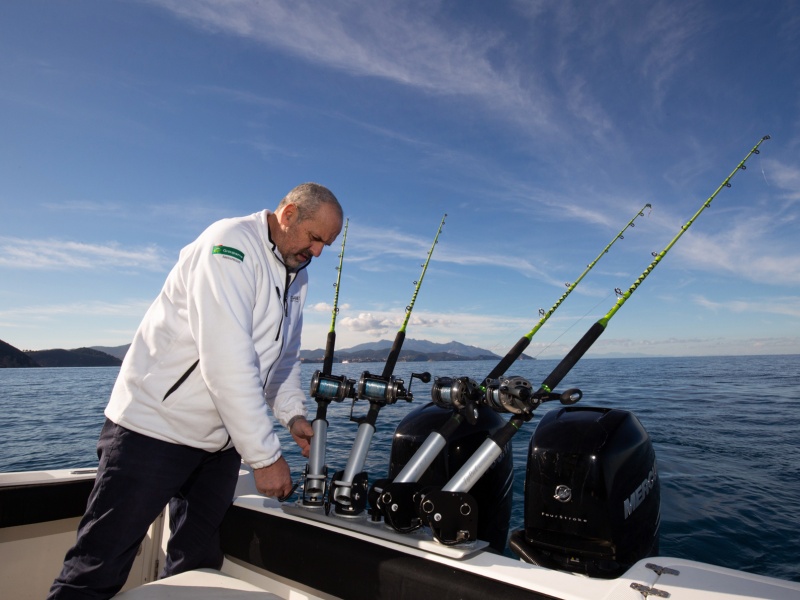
[
  {"x1": 510, "y1": 406, "x2": 660, "y2": 578},
  {"x1": 387, "y1": 402, "x2": 514, "y2": 552}
]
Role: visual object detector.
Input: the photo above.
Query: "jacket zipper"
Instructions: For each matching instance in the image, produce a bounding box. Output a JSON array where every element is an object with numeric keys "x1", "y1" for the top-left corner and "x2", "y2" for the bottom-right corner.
[
  {"x1": 261, "y1": 223, "x2": 307, "y2": 391},
  {"x1": 263, "y1": 269, "x2": 299, "y2": 391}
]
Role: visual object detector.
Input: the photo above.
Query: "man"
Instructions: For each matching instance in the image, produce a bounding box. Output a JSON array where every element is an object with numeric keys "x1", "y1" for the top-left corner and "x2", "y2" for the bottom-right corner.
[{"x1": 48, "y1": 183, "x2": 344, "y2": 599}]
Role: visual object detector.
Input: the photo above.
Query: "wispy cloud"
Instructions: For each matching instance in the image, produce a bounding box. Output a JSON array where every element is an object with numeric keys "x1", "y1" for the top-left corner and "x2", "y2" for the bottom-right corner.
[
  {"x1": 763, "y1": 158, "x2": 800, "y2": 203},
  {"x1": 669, "y1": 211, "x2": 800, "y2": 286},
  {"x1": 0, "y1": 300, "x2": 151, "y2": 350},
  {"x1": 41, "y1": 200, "x2": 126, "y2": 214},
  {"x1": 0, "y1": 236, "x2": 171, "y2": 271},
  {"x1": 624, "y1": 155, "x2": 800, "y2": 287},
  {"x1": 337, "y1": 308, "x2": 531, "y2": 343},
  {"x1": 345, "y1": 221, "x2": 550, "y2": 280},
  {"x1": 0, "y1": 299, "x2": 152, "y2": 321},
  {"x1": 149, "y1": 0, "x2": 554, "y2": 131},
  {"x1": 627, "y1": 1, "x2": 710, "y2": 105},
  {"x1": 693, "y1": 295, "x2": 800, "y2": 318},
  {"x1": 36, "y1": 198, "x2": 232, "y2": 238},
  {"x1": 586, "y1": 334, "x2": 800, "y2": 357},
  {"x1": 545, "y1": 0, "x2": 712, "y2": 140}
]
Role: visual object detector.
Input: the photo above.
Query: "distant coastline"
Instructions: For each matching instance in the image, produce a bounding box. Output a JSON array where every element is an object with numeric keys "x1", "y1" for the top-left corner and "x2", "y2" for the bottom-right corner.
[
  {"x1": 4, "y1": 337, "x2": 794, "y2": 369},
  {"x1": 0, "y1": 339, "x2": 124, "y2": 368},
  {"x1": 0, "y1": 337, "x2": 530, "y2": 369}
]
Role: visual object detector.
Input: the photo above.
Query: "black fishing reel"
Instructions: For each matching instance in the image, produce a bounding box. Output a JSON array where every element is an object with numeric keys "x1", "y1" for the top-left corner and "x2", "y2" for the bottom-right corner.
[
  {"x1": 430, "y1": 376, "x2": 481, "y2": 424},
  {"x1": 310, "y1": 371, "x2": 355, "y2": 402},
  {"x1": 484, "y1": 375, "x2": 583, "y2": 415}
]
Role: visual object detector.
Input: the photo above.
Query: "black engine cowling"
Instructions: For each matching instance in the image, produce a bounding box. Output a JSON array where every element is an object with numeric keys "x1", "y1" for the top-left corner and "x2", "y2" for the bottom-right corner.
[{"x1": 510, "y1": 406, "x2": 660, "y2": 578}]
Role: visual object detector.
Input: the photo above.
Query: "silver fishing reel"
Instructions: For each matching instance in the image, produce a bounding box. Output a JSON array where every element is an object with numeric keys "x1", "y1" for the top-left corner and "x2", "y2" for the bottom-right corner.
[
  {"x1": 430, "y1": 376, "x2": 479, "y2": 411},
  {"x1": 483, "y1": 375, "x2": 536, "y2": 414}
]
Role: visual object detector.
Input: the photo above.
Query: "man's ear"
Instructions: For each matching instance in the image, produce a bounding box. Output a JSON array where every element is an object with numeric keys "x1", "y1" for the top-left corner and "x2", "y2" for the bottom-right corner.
[{"x1": 279, "y1": 203, "x2": 298, "y2": 225}]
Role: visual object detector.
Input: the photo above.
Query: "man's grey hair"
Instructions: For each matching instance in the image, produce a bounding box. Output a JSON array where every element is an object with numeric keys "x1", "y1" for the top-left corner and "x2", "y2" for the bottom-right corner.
[{"x1": 277, "y1": 183, "x2": 342, "y2": 223}]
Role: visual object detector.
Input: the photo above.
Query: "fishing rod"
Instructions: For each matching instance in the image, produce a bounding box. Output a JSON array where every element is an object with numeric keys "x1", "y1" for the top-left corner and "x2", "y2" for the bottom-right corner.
[
  {"x1": 323, "y1": 219, "x2": 349, "y2": 375},
  {"x1": 373, "y1": 203, "x2": 651, "y2": 531},
  {"x1": 301, "y1": 219, "x2": 352, "y2": 507},
  {"x1": 416, "y1": 135, "x2": 770, "y2": 545},
  {"x1": 329, "y1": 214, "x2": 446, "y2": 515}
]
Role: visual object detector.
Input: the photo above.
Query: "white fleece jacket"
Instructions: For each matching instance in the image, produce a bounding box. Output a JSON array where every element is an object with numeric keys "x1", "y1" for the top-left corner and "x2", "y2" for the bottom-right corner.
[{"x1": 105, "y1": 210, "x2": 307, "y2": 469}]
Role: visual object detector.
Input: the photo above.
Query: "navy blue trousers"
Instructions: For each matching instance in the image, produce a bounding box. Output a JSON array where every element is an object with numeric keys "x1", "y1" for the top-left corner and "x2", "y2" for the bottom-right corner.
[{"x1": 47, "y1": 419, "x2": 241, "y2": 600}]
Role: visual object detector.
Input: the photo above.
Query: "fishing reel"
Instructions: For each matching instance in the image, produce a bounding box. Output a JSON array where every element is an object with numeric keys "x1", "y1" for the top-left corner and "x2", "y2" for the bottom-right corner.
[
  {"x1": 309, "y1": 371, "x2": 355, "y2": 403},
  {"x1": 353, "y1": 370, "x2": 431, "y2": 406},
  {"x1": 356, "y1": 371, "x2": 408, "y2": 405},
  {"x1": 483, "y1": 375, "x2": 535, "y2": 414},
  {"x1": 483, "y1": 375, "x2": 582, "y2": 416},
  {"x1": 430, "y1": 376, "x2": 481, "y2": 425},
  {"x1": 347, "y1": 370, "x2": 429, "y2": 424}
]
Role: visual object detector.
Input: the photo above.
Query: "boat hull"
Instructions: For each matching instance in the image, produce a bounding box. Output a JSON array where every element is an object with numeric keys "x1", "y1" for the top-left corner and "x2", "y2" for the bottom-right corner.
[{"x1": 2, "y1": 467, "x2": 799, "y2": 600}]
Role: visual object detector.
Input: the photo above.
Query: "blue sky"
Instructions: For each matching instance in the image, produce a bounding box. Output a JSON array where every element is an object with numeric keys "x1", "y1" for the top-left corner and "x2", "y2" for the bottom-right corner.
[{"x1": 1, "y1": 0, "x2": 799, "y2": 359}]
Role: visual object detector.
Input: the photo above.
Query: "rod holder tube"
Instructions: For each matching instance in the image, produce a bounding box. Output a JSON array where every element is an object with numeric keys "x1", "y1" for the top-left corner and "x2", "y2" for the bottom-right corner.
[
  {"x1": 540, "y1": 321, "x2": 606, "y2": 393},
  {"x1": 394, "y1": 413, "x2": 463, "y2": 483},
  {"x1": 442, "y1": 437, "x2": 504, "y2": 493},
  {"x1": 334, "y1": 422, "x2": 375, "y2": 502},
  {"x1": 394, "y1": 432, "x2": 448, "y2": 483},
  {"x1": 306, "y1": 419, "x2": 328, "y2": 496}
]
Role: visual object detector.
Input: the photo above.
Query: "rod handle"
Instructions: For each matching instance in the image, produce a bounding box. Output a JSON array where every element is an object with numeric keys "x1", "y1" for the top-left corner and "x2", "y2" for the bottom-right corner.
[
  {"x1": 322, "y1": 331, "x2": 336, "y2": 375},
  {"x1": 483, "y1": 336, "x2": 531, "y2": 382},
  {"x1": 539, "y1": 321, "x2": 606, "y2": 393},
  {"x1": 382, "y1": 331, "x2": 405, "y2": 378}
]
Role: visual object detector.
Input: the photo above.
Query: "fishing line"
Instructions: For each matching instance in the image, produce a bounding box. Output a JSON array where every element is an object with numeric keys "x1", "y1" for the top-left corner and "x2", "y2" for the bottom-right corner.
[
  {"x1": 532, "y1": 289, "x2": 617, "y2": 359},
  {"x1": 387, "y1": 213, "x2": 447, "y2": 373},
  {"x1": 323, "y1": 218, "x2": 348, "y2": 375},
  {"x1": 530, "y1": 204, "x2": 653, "y2": 356},
  {"x1": 759, "y1": 149, "x2": 770, "y2": 186},
  {"x1": 483, "y1": 203, "x2": 652, "y2": 382}
]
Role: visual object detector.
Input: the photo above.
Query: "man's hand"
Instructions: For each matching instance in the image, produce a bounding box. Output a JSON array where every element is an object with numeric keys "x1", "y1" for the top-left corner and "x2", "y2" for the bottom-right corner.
[
  {"x1": 253, "y1": 457, "x2": 293, "y2": 498},
  {"x1": 290, "y1": 416, "x2": 314, "y2": 458}
]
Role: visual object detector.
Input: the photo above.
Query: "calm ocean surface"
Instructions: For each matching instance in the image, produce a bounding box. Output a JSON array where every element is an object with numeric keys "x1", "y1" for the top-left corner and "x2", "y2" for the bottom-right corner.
[{"x1": 1, "y1": 355, "x2": 798, "y2": 582}]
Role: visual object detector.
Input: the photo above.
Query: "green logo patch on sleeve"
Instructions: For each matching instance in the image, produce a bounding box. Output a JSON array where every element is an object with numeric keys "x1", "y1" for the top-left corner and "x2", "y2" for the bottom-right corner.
[{"x1": 212, "y1": 245, "x2": 245, "y2": 262}]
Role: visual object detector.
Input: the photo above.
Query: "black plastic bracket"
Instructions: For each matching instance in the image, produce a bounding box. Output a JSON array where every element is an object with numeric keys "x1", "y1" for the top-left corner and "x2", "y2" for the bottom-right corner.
[
  {"x1": 417, "y1": 489, "x2": 478, "y2": 545},
  {"x1": 376, "y1": 480, "x2": 425, "y2": 533},
  {"x1": 329, "y1": 470, "x2": 370, "y2": 516}
]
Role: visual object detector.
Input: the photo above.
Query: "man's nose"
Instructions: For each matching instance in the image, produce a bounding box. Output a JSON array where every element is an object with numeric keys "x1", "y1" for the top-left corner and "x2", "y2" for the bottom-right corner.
[{"x1": 310, "y1": 241, "x2": 324, "y2": 257}]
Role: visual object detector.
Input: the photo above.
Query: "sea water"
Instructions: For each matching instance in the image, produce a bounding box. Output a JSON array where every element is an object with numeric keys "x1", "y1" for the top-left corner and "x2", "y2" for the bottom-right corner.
[{"x1": 1, "y1": 355, "x2": 798, "y2": 582}]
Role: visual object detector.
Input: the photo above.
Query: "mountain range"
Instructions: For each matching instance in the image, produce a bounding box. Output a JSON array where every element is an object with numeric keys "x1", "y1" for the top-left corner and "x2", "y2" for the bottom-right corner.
[
  {"x1": 0, "y1": 339, "x2": 124, "y2": 368},
  {"x1": 0, "y1": 338, "x2": 529, "y2": 368},
  {"x1": 298, "y1": 338, "x2": 532, "y2": 363}
]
